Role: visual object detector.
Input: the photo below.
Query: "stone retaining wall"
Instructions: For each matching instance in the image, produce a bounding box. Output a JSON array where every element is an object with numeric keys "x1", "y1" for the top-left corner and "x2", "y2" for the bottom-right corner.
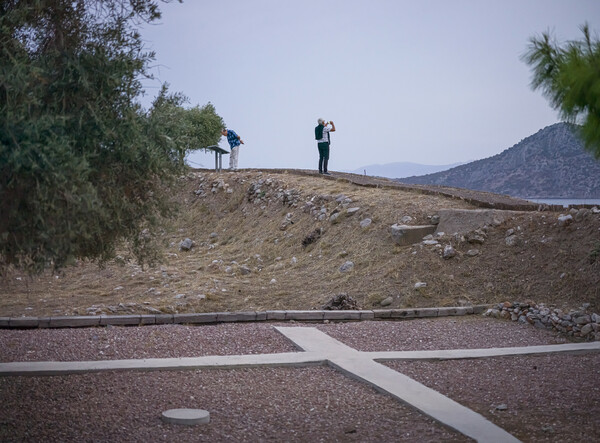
[{"x1": 484, "y1": 301, "x2": 600, "y2": 341}]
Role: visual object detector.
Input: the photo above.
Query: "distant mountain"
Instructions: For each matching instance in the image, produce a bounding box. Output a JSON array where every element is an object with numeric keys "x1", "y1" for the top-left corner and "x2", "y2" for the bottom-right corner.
[
  {"x1": 397, "y1": 123, "x2": 600, "y2": 198},
  {"x1": 348, "y1": 161, "x2": 465, "y2": 179}
]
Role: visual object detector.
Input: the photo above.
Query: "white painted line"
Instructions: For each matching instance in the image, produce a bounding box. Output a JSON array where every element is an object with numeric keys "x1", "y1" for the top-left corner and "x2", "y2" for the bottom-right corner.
[
  {"x1": 365, "y1": 341, "x2": 600, "y2": 361},
  {"x1": 0, "y1": 352, "x2": 324, "y2": 377},
  {"x1": 275, "y1": 327, "x2": 519, "y2": 442}
]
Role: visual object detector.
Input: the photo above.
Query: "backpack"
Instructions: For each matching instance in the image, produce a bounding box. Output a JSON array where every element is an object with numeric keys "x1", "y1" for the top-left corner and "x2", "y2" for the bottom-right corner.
[{"x1": 315, "y1": 124, "x2": 324, "y2": 141}]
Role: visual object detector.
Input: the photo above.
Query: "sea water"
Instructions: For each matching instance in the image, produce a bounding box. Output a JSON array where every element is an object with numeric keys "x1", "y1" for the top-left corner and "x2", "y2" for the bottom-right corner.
[{"x1": 527, "y1": 198, "x2": 600, "y2": 207}]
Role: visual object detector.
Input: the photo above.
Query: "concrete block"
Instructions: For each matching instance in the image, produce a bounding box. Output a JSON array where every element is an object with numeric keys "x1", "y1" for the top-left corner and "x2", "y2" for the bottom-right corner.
[
  {"x1": 154, "y1": 314, "x2": 174, "y2": 324},
  {"x1": 435, "y1": 209, "x2": 521, "y2": 236},
  {"x1": 390, "y1": 309, "x2": 417, "y2": 319},
  {"x1": 437, "y1": 307, "x2": 471, "y2": 317},
  {"x1": 413, "y1": 308, "x2": 439, "y2": 317},
  {"x1": 236, "y1": 311, "x2": 258, "y2": 322},
  {"x1": 323, "y1": 311, "x2": 361, "y2": 321},
  {"x1": 390, "y1": 224, "x2": 436, "y2": 246},
  {"x1": 0, "y1": 317, "x2": 9, "y2": 328},
  {"x1": 9, "y1": 317, "x2": 39, "y2": 328},
  {"x1": 372, "y1": 310, "x2": 392, "y2": 319},
  {"x1": 255, "y1": 311, "x2": 267, "y2": 321},
  {"x1": 265, "y1": 311, "x2": 286, "y2": 321},
  {"x1": 174, "y1": 313, "x2": 217, "y2": 324},
  {"x1": 216, "y1": 312, "x2": 240, "y2": 322},
  {"x1": 285, "y1": 310, "x2": 324, "y2": 321},
  {"x1": 359, "y1": 311, "x2": 375, "y2": 320},
  {"x1": 100, "y1": 315, "x2": 141, "y2": 326},
  {"x1": 38, "y1": 317, "x2": 51, "y2": 328},
  {"x1": 139, "y1": 315, "x2": 156, "y2": 325},
  {"x1": 49, "y1": 316, "x2": 101, "y2": 328}
]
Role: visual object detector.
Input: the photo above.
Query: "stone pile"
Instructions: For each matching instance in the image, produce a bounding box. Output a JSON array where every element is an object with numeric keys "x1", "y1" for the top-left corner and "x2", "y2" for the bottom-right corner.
[
  {"x1": 321, "y1": 293, "x2": 359, "y2": 310},
  {"x1": 484, "y1": 301, "x2": 600, "y2": 341},
  {"x1": 303, "y1": 193, "x2": 355, "y2": 221},
  {"x1": 246, "y1": 177, "x2": 301, "y2": 207}
]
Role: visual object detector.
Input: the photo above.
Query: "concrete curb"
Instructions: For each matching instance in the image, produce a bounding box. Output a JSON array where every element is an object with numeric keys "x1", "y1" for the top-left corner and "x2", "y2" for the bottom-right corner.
[{"x1": 0, "y1": 305, "x2": 491, "y2": 329}]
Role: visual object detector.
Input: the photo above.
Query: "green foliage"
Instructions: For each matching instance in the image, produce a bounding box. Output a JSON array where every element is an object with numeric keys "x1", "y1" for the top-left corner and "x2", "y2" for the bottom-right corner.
[
  {"x1": 147, "y1": 85, "x2": 225, "y2": 164},
  {"x1": 0, "y1": 0, "x2": 220, "y2": 274},
  {"x1": 522, "y1": 24, "x2": 600, "y2": 158}
]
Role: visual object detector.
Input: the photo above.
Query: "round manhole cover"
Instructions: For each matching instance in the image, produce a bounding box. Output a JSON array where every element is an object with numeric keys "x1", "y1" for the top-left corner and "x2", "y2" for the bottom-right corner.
[{"x1": 161, "y1": 409, "x2": 210, "y2": 426}]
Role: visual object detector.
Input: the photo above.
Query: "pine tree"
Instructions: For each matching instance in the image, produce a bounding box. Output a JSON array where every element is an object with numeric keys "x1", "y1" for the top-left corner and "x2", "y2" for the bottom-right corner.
[{"x1": 523, "y1": 24, "x2": 600, "y2": 158}]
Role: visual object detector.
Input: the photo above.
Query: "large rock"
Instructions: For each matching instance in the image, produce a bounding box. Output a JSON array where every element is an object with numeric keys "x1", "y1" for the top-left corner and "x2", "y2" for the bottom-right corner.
[
  {"x1": 179, "y1": 238, "x2": 193, "y2": 251},
  {"x1": 390, "y1": 224, "x2": 436, "y2": 246}
]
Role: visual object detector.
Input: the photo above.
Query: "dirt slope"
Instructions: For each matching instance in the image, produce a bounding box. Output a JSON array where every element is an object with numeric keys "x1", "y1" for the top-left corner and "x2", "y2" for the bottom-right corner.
[{"x1": 1, "y1": 169, "x2": 599, "y2": 317}]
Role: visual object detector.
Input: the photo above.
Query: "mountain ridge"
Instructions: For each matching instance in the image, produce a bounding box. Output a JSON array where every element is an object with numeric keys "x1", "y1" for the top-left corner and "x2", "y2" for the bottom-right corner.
[
  {"x1": 348, "y1": 161, "x2": 466, "y2": 179},
  {"x1": 397, "y1": 123, "x2": 600, "y2": 198}
]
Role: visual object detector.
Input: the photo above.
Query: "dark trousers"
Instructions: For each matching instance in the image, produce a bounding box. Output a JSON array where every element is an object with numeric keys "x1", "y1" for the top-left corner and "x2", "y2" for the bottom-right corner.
[{"x1": 318, "y1": 142, "x2": 330, "y2": 173}]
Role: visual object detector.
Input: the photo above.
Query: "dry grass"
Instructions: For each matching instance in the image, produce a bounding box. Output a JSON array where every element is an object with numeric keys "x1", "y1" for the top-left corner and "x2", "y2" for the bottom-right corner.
[{"x1": 1, "y1": 170, "x2": 599, "y2": 317}]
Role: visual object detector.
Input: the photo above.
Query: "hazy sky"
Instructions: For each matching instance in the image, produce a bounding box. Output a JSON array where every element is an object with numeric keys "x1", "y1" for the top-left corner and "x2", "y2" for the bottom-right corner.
[{"x1": 139, "y1": 0, "x2": 599, "y2": 172}]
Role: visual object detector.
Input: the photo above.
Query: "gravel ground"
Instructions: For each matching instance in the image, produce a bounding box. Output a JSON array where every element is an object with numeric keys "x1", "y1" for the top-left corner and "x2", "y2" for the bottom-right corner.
[{"x1": 1, "y1": 316, "x2": 599, "y2": 442}]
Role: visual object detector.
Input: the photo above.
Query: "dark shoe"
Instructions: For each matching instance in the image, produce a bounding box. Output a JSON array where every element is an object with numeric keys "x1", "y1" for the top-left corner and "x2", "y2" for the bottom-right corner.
[
  {"x1": 323, "y1": 172, "x2": 331, "y2": 176},
  {"x1": 319, "y1": 171, "x2": 323, "y2": 174}
]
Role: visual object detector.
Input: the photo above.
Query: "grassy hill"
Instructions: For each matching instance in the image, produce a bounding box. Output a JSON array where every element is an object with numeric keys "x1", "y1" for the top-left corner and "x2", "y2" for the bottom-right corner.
[{"x1": 1, "y1": 169, "x2": 598, "y2": 317}]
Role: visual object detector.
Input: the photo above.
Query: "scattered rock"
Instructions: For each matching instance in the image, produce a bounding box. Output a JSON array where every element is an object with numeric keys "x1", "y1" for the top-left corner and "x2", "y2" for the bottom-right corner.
[
  {"x1": 414, "y1": 282, "x2": 427, "y2": 289},
  {"x1": 442, "y1": 245, "x2": 456, "y2": 259},
  {"x1": 505, "y1": 234, "x2": 523, "y2": 247},
  {"x1": 339, "y1": 261, "x2": 355, "y2": 272},
  {"x1": 360, "y1": 218, "x2": 372, "y2": 228},
  {"x1": 279, "y1": 212, "x2": 294, "y2": 230},
  {"x1": 380, "y1": 296, "x2": 393, "y2": 307},
  {"x1": 466, "y1": 230, "x2": 486, "y2": 244},
  {"x1": 557, "y1": 214, "x2": 573, "y2": 227},
  {"x1": 179, "y1": 238, "x2": 194, "y2": 251},
  {"x1": 574, "y1": 208, "x2": 589, "y2": 222},
  {"x1": 145, "y1": 306, "x2": 162, "y2": 314},
  {"x1": 466, "y1": 249, "x2": 480, "y2": 257}
]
